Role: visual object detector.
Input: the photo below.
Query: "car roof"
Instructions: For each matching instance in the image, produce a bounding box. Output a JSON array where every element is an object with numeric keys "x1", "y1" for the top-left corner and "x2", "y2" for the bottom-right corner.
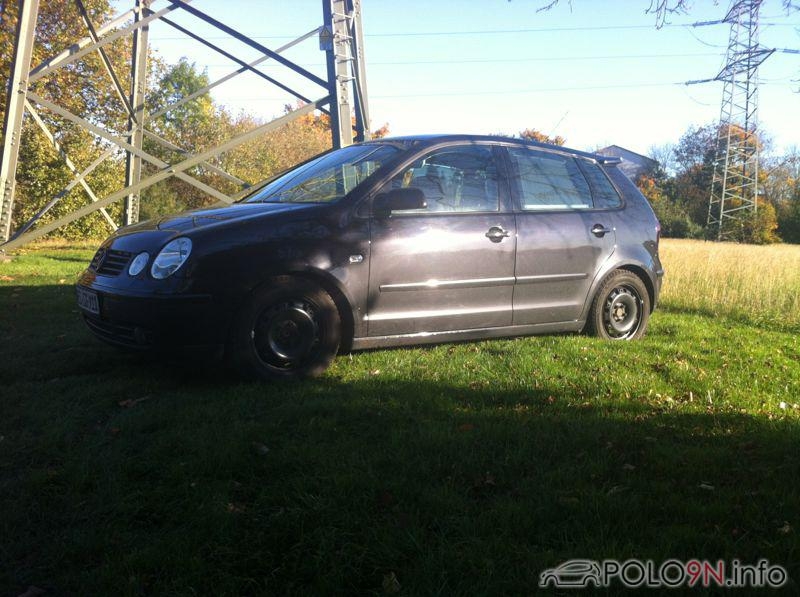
[{"x1": 367, "y1": 134, "x2": 621, "y2": 165}]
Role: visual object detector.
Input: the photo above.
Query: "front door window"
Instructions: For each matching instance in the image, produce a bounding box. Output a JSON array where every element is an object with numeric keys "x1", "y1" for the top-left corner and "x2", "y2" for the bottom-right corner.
[{"x1": 387, "y1": 145, "x2": 500, "y2": 214}]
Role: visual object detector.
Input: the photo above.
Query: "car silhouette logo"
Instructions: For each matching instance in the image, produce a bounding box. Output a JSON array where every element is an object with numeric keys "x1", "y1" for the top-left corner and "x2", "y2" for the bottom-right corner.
[{"x1": 539, "y1": 559, "x2": 602, "y2": 588}]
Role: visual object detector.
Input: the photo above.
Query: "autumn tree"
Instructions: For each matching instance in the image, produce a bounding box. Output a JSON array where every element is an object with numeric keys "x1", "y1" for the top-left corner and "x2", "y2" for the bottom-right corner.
[
  {"x1": 637, "y1": 172, "x2": 703, "y2": 239},
  {"x1": 765, "y1": 149, "x2": 800, "y2": 243},
  {"x1": 643, "y1": 124, "x2": 795, "y2": 243},
  {"x1": 220, "y1": 105, "x2": 331, "y2": 194},
  {"x1": 139, "y1": 58, "x2": 230, "y2": 218},
  {"x1": 1, "y1": 0, "x2": 129, "y2": 240},
  {"x1": 518, "y1": 128, "x2": 565, "y2": 146}
]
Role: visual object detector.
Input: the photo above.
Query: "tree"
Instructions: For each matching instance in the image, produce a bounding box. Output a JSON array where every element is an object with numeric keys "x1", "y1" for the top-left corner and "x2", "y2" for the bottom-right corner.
[
  {"x1": 647, "y1": 143, "x2": 676, "y2": 177},
  {"x1": 537, "y1": 1, "x2": 798, "y2": 27},
  {"x1": 220, "y1": 105, "x2": 331, "y2": 194},
  {"x1": 1, "y1": 0, "x2": 129, "y2": 240},
  {"x1": 371, "y1": 123, "x2": 391, "y2": 139},
  {"x1": 665, "y1": 124, "x2": 718, "y2": 233},
  {"x1": 518, "y1": 128, "x2": 565, "y2": 146},
  {"x1": 776, "y1": 190, "x2": 800, "y2": 243},
  {"x1": 640, "y1": 124, "x2": 788, "y2": 243},
  {"x1": 636, "y1": 173, "x2": 702, "y2": 238},
  {"x1": 766, "y1": 149, "x2": 800, "y2": 243},
  {"x1": 536, "y1": 0, "x2": 690, "y2": 27},
  {"x1": 140, "y1": 58, "x2": 228, "y2": 218},
  {"x1": 742, "y1": 201, "x2": 780, "y2": 244}
]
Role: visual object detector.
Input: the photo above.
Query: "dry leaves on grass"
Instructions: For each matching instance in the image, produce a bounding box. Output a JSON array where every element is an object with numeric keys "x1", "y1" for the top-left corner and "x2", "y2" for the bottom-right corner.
[
  {"x1": 382, "y1": 572, "x2": 401, "y2": 594},
  {"x1": 606, "y1": 485, "x2": 626, "y2": 496},
  {"x1": 376, "y1": 490, "x2": 394, "y2": 510},
  {"x1": 251, "y1": 442, "x2": 270, "y2": 456},
  {"x1": 470, "y1": 471, "x2": 498, "y2": 497},
  {"x1": 117, "y1": 395, "x2": 153, "y2": 408}
]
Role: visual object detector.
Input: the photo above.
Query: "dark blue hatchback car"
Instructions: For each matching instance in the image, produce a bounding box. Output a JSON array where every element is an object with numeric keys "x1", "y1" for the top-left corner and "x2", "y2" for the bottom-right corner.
[{"x1": 77, "y1": 135, "x2": 663, "y2": 379}]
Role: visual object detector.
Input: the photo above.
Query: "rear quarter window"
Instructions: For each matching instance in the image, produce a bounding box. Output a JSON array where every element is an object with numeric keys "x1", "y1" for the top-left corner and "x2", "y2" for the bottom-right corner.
[{"x1": 579, "y1": 161, "x2": 623, "y2": 209}]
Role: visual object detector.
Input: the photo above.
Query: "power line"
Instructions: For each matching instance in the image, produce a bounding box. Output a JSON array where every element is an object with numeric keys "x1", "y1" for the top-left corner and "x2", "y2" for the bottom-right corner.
[
  {"x1": 369, "y1": 81, "x2": 686, "y2": 97},
  {"x1": 209, "y1": 79, "x2": 790, "y2": 103},
  {"x1": 148, "y1": 21, "x2": 799, "y2": 41},
  {"x1": 194, "y1": 51, "x2": 725, "y2": 70},
  {"x1": 360, "y1": 21, "x2": 799, "y2": 37},
  {"x1": 216, "y1": 81, "x2": 684, "y2": 102}
]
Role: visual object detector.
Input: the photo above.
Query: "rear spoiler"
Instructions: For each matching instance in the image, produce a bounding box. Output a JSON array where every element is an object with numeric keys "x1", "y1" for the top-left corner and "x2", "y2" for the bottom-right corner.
[{"x1": 595, "y1": 155, "x2": 622, "y2": 166}]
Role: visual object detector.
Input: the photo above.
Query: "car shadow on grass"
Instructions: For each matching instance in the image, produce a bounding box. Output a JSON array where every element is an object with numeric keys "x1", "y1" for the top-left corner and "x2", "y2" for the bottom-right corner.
[{"x1": 1, "y1": 286, "x2": 798, "y2": 595}]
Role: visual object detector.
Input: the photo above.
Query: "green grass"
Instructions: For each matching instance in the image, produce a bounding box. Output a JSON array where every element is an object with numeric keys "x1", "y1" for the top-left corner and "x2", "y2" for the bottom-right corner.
[{"x1": 1, "y1": 244, "x2": 799, "y2": 595}]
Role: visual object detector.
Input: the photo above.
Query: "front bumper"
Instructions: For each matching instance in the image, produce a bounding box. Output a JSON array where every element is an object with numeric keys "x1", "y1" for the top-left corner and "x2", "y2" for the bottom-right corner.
[{"x1": 76, "y1": 280, "x2": 226, "y2": 351}]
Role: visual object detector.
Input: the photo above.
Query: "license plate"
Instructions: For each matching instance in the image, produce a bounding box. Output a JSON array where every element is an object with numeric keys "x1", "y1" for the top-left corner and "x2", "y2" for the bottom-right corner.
[{"x1": 76, "y1": 286, "x2": 100, "y2": 315}]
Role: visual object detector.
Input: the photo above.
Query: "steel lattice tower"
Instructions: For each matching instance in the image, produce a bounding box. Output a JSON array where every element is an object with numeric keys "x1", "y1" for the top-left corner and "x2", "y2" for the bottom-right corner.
[
  {"x1": 0, "y1": 0, "x2": 370, "y2": 252},
  {"x1": 706, "y1": 0, "x2": 775, "y2": 241}
]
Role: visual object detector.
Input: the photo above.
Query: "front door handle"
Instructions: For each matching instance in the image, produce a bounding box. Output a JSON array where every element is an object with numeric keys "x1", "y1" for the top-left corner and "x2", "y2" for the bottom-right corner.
[
  {"x1": 591, "y1": 224, "x2": 613, "y2": 238},
  {"x1": 485, "y1": 226, "x2": 511, "y2": 243}
]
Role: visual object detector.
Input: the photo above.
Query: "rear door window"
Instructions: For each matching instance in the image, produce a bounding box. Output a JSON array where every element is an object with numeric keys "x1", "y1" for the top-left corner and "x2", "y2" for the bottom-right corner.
[{"x1": 506, "y1": 147, "x2": 592, "y2": 210}]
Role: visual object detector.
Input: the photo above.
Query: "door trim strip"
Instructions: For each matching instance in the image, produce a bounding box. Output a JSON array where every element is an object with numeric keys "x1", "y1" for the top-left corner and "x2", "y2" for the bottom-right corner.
[
  {"x1": 515, "y1": 273, "x2": 587, "y2": 284},
  {"x1": 379, "y1": 276, "x2": 515, "y2": 292}
]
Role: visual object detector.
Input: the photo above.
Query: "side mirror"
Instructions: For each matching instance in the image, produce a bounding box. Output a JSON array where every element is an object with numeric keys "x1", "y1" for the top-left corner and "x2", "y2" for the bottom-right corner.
[{"x1": 373, "y1": 188, "x2": 427, "y2": 217}]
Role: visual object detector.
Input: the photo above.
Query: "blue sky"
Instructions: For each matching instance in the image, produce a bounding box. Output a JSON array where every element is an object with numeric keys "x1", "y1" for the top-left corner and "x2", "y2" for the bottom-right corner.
[{"x1": 118, "y1": 0, "x2": 799, "y2": 155}]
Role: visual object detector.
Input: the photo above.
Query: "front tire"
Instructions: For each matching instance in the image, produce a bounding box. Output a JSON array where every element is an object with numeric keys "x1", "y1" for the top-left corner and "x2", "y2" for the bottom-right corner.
[
  {"x1": 229, "y1": 277, "x2": 341, "y2": 380},
  {"x1": 586, "y1": 270, "x2": 650, "y2": 340}
]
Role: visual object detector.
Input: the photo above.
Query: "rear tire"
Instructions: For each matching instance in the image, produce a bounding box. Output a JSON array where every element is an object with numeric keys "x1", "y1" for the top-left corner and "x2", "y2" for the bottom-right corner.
[
  {"x1": 586, "y1": 270, "x2": 650, "y2": 340},
  {"x1": 229, "y1": 277, "x2": 340, "y2": 380}
]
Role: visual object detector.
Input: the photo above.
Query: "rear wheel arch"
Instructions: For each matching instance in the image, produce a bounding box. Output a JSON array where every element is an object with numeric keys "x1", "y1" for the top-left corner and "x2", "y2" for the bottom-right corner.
[
  {"x1": 585, "y1": 267, "x2": 651, "y2": 340},
  {"x1": 618, "y1": 264, "x2": 655, "y2": 313}
]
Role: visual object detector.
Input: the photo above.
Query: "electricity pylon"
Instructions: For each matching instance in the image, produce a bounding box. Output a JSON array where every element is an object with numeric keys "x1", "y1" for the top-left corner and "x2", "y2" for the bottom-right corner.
[
  {"x1": 0, "y1": 0, "x2": 370, "y2": 252},
  {"x1": 706, "y1": 0, "x2": 774, "y2": 241}
]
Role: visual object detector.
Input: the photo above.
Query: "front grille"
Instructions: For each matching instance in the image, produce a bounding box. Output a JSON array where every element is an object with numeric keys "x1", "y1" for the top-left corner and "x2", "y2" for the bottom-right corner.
[
  {"x1": 89, "y1": 248, "x2": 104, "y2": 271},
  {"x1": 90, "y1": 248, "x2": 131, "y2": 276}
]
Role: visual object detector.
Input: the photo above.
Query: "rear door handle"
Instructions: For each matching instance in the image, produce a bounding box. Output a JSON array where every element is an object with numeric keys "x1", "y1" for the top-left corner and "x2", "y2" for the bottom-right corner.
[
  {"x1": 591, "y1": 224, "x2": 613, "y2": 238},
  {"x1": 485, "y1": 226, "x2": 511, "y2": 243}
]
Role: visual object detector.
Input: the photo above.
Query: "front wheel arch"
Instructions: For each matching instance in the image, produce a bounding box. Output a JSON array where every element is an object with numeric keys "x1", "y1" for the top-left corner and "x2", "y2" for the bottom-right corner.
[
  {"x1": 235, "y1": 268, "x2": 355, "y2": 354},
  {"x1": 227, "y1": 275, "x2": 343, "y2": 380}
]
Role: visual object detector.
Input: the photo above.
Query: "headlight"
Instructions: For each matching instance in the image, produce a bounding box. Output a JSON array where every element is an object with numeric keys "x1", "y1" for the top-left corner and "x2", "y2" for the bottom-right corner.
[
  {"x1": 151, "y1": 238, "x2": 192, "y2": 279},
  {"x1": 128, "y1": 251, "x2": 150, "y2": 276}
]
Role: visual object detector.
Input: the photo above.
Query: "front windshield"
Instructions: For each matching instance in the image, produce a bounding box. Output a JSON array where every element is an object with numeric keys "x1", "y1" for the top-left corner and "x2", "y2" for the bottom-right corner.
[{"x1": 244, "y1": 144, "x2": 400, "y2": 204}]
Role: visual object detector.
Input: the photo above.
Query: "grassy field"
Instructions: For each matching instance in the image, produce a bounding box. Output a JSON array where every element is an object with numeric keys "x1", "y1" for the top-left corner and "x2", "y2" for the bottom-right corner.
[
  {"x1": 659, "y1": 239, "x2": 800, "y2": 331},
  {"x1": 0, "y1": 239, "x2": 798, "y2": 595}
]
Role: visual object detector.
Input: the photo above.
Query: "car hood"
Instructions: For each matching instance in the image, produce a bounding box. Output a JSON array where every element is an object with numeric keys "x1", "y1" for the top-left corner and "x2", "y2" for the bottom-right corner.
[
  {"x1": 135, "y1": 202, "x2": 319, "y2": 233},
  {"x1": 103, "y1": 202, "x2": 325, "y2": 254}
]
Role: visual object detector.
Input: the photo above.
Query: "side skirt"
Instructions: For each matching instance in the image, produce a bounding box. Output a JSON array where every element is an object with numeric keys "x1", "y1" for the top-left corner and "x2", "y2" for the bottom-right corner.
[{"x1": 351, "y1": 320, "x2": 585, "y2": 350}]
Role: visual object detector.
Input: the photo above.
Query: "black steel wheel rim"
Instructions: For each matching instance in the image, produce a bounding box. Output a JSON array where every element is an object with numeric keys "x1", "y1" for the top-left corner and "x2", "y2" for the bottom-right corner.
[
  {"x1": 253, "y1": 300, "x2": 320, "y2": 368},
  {"x1": 603, "y1": 284, "x2": 642, "y2": 339}
]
